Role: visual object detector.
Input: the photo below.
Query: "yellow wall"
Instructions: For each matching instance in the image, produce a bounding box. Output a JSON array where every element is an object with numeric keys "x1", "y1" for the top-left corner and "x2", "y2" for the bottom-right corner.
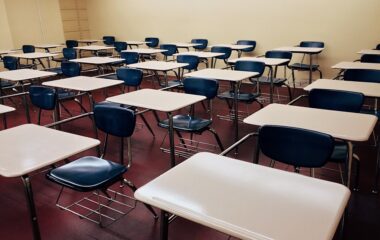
[
  {"x1": 0, "y1": 0, "x2": 13, "y2": 49},
  {"x1": 87, "y1": 0, "x2": 380, "y2": 79}
]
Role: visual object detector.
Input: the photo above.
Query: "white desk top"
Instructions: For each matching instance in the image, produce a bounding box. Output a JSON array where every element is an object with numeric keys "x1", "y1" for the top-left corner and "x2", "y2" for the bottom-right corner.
[
  {"x1": 274, "y1": 46, "x2": 324, "y2": 54},
  {"x1": 244, "y1": 103, "x2": 377, "y2": 142},
  {"x1": 106, "y1": 88, "x2": 205, "y2": 112},
  {"x1": 8, "y1": 52, "x2": 58, "y2": 59},
  {"x1": 0, "y1": 104, "x2": 15, "y2": 114},
  {"x1": 0, "y1": 69, "x2": 57, "y2": 81},
  {"x1": 0, "y1": 124, "x2": 100, "y2": 177},
  {"x1": 304, "y1": 79, "x2": 380, "y2": 98},
  {"x1": 184, "y1": 68, "x2": 259, "y2": 82},
  {"x1": 167, "y1": 42, "x2": 202, "y2": 48},
  {"x1": 126, "y1": 40, "x2": 148, "y2": 45},
  {"x1": 135, "y1": 152, "x2": 350, "y2": 240},
  {"x1": 211, "y1": 44, "x2": 253, "y2": 50},
  {"x1": 331, "y1": 61, "x2": 380, "y2": 70},
  {"x1": 357, "y1": 49, "x2": 380, "y2": 55},
  {"x1": 74, "y1": 45, "x2": 115, "y2": 51},
  {"x1": 70, "y1": 57, "x2": 124, "y2": 65},
  {"x1": 0, "y1": 49, "x2": 17, "y2": 55},
  {"x1": 35, "y1": 44, "x2": 63, "y2": 49},
  {"x1": 174, "y1": 51, "x2": 224, "y2": 58},
  {"x1": 228, "y1": 57, "x2": 290, "y2": 66},
  {"x1": 43, "y1": 76, "x2": 123, "y2": 92},
  {"x1": 127, "y1": 61, "x2": 188, "y2": 71},
  {"x1": 122, "y1": 48, "x2": 167, "y2": 55}
]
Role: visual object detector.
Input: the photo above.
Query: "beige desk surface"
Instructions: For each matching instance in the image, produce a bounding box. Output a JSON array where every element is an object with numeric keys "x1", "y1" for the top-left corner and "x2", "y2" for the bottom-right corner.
[
  {"x1": 70, "y1": 57, "x2": 124, "y2": 65},
  {"x1": 184, "y1": 68, "x2": 259, "y2": 82},
  {"x1": 0, "y1": 69, "x2": 57, "y2": 81},
  {"x1": 126, "y1": 40, "x2": 148, "y2": 45},
  {"x1": 0, "y1": 124, "x2": 100, "y2": 177},
  {"x1": 127, "y1": 61, "x2": 188, "y2": 71},
  {"x1": 0, "y1": 49, "x2": 17, "y2": 55},
  {"x1": 0, "y1": 104, "x2": 15, "y2": 114},
  {"x1": 211, "y1": 44, "x2": 253, "y2": 50},
  {"x1": 106, "y1": 88, "x2": 205, "y2": 112},
  {"x1": 74, "y1": 45, "x2": 115, "y2": 51},
  {"x1": 167, "y1": 42, "x2": 202, "y2": 48},
  {"x1": 135, "y1": 152, "x2": 350, "y2": 240},
  {"x1": 8, "y1": 52, "x2": 58, "y2": 59},
  {"x1": 357, "y1": 49, "x2": 380, "y2": 55},
  {"x1": 274, "y1": 46, "x2": 324, "y2": 54},
  {"x1": 244, "y1": 103, "x2": 377, "y2": 142},
  {"x1": 304, "y1": 79, "x2": 380, "y2": 98},
  {"x1": 174, "y1": 51, "x2": 224, "y2": 58},
  {"x1": 332, "y1": 61, "x2": 380, "y2": 70},
  {"x1": 35, "y1": 44, "x2": 63, "y2": 49},
  {"x1": 122, "y1": 49, "x2": 167, "y2": 55},
  {"x1": 43, "y1": 76, "x2": 123, "y2": 92},
  {"x1": 228, "y1": 57, "x2": 290, "y2": 65}
]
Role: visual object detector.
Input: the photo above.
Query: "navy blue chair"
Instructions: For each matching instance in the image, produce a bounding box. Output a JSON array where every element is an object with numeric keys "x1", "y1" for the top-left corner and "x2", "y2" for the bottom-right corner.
[
  {"x1": 103, "y1": 36, "x2": 115, "y2": 46},
  {"x1": 343, "y1": 69, "x2": 380, "y2": 83},
  {"x1": 114, "y1": 41, "x2": 128, "y2": 56},
  {"x1": 145, "y1": 37, "x2": 159, "y2": 48},
  {"x1": 158, "y1": 77, "x2": 224, "y2": 153},
  {"x1": 166, "y1": 55, "x2": 200, "y2": 87},
  {"x1": 46, "y1": 104, "x2": 157, "y2": 225},
  {"x1": 53, "y1": 48, "x2": 77, "y2": 65},
  {"x1": 120, "y1": 51, "x2": 139, "y2": 65},
  {"x1": 66, "y1": 40, "x2": 78, "y2": 48},
  {"x1": 61, "y1": 61, "x2": 81, "y2": 77},
  {"x1": 376, "y1": 44, "x2": 380, "y2": 50},
  {"x1": 211, "y1": 46, "x2": 232, "y2": 68},
  {"x1": 29, "y1": 85, "x2": 58, "y2": 124},
  {"x1": 360, "y1": 54, "x2": 380, "y2": 64},
  {"x1": 191, "y1": 39, "x2": 208, "y2": 51},
  {"x1": 22, "y1": 45, "x2": 35, "y2": 53},
  {"x1": 160, "y1": 44, "x2": 178, "y2": 61},
  {"x1": 236, "y1": 40, "x2": 256, "y2": 55},
  {"x1": 3, "y1": 56, "x2": 18, "y2": 70}
]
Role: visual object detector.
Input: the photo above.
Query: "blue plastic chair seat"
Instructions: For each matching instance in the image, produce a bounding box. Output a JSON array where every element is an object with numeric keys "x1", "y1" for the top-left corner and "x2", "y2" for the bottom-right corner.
[
  {"x1": 218, "y1": 91, "x2": 261, "y2": 103},
  {"x1": 256, "y1": 76, "x2": 287, "y2": 85},
  {"x1": 166, "y1": 79, "x2": 182, "y2": 87},
  {"x1": 46, "y1": 67, "x2": 63, "y2": 75},
  {"x1": 101, "y1": 74, "x2": 118, "y2": 80},
  {"x1": 329, "y1": 142, "x2": 348, "y2": 163},
  {"x1": 159, "y1": 115, "x2": 212, "y2": 132},
  {"x1": 0, "y1": 80, "x2": 16, "y2": 88},
  {"x1": 289, "y1": 63, "x2": 320, "y2": 70},
  {"x1": 46, "y1": 156, "x2": 127, "y2": 192},
  {"x1": 58, "y1": 89, "x2": 76, "y2": 100}
]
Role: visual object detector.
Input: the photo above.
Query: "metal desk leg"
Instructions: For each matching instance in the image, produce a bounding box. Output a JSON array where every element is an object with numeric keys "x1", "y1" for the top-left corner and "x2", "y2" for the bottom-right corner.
[
  {"x1": 160, "y1": 210, "x2": 169, "y2": 240},
  {"x1": 21, "y1": 175, "x2": 41, "y2": 240},
  {"x1": 233, "y1": 83, "x2": 239, "y2": 154},
  {"x1": 21, "y1": 83, "x2": 31, "y2": 123},
  {"x1": 87, "y1": 92, "x2": 101, "y2": 157},
  {"x1": 168, "y1": 112, "x2": 176, "y2": 167},
  {"x1": 269, "y1": 66, "x2": 274, "y2": 103},
  {"x1": 346, "y1": 142, "x2": 354, "y2": 188},
  {"x1": 2, "y1": 113, "x2": 7, "y2": 129},
  {"x1": 309, "y1": 54, "x2": 313, "y2": 84}
]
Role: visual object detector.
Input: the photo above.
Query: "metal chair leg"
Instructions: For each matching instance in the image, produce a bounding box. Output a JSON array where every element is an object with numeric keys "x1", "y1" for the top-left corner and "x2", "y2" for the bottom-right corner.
[
  {"x1": 139, "y1": 114, "x2": 155, "y2": 137},
  {"x1": 207, "y1": 128, "x2": 224, "y2": 151}
]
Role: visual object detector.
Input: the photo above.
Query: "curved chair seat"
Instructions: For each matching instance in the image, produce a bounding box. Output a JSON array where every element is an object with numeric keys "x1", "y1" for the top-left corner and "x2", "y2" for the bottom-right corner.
[
  {"x1": 101, "y1": 73, "x2": 118, "y2": 80},
  {"x1": 58, "y1": 89, "x2": 77, "y2": 100},
  {"x1": 159, "y1": 115, "x2": 212, "y2": 132},
  {"x1": 256, "y1": 76, "x2": 287, "y2": 85},
  {"x1": 46, "y1": 156, "x2": 126, "y2": 192},
  {"x1": 166, "y1": 79, "x2": 183, "y2": 88},
  {"x1": 0, "y1": 80, "x2": 16, "y2": 88},
  {"x1": 96, "y1": 101, "x2": 132, "y2": 109},
  {"x1": 289, "y1": 63, "x2": 320, "y2": 70},
  {"x1": 329, "y1": 142, "x2": 349, "y2": 162},
  {"x1": 218, "y1": 91, "x2": 261, "y2": 103}
]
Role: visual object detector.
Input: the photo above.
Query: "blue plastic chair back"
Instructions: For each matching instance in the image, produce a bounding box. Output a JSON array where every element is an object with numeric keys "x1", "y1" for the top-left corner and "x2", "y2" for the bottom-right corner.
[
  {"x1": 160, "y1": 44, "x2": 178, "y2": 56},
  {"x1": 145, "y1": 37, "x2": 159, "y2": 48},
  {"x1": 29, "y1": 85, "x2": 57, "y2": 110},
  {"x1": 22, "y1": 45, "x2": 35, "y2": 53},
  {"x1": 120, "y1": 51, "x2": 139, "y2": 65},
  {"x1": 236, "y1": 40, "x2": 256, "y2": 52},
  {"x1": 309, "y1": 88, "x2": 364, "y2": 113},
  {"x1": 191, "y1": 39, "x2": 208, "y2": 50},
  {"x1": 116, "y1": 68, "x2": 143, "y2": 87},
  {"x1": 300, "y1": 41, "x2": 324, "y2": 48},
  {"x1": 103, "y1": 36, "x2": 115, "y2": 46},
  {"x1": 343, "y1": 69, "x2": 380, "y2": 83},
  {"x1": 265, "y1": 50, "x2": 292, "y2": 61},
  {"x1": 3, "y1": 56, "x2": 18, "y2": 70},
  {"x1": 62, "y1": 48, "x2": 77, "y2": 60},
  {"x1": 259, "y1": 125, "x2": 334, "y2": 168},
  {"x1": 114, "y1": 41, "x2": 128, "y2": 53},
  {"x1": 211, "y1": 46, "x2": 232, "y2": 60},
  {"x1": 376, "y1": 44, "x2": 380, "y2": 50},
  {"x1": 360, "y1": 54, "x2": 380, "y2": 63},
  {"x1": 66, "y1": 40, "x2": 78, "y2": 48},
  {"x1": 234, "y1": 60, "x2": 265, "y2": 76},
  {"x1": 177, "y1": 55, "x2": 199, "y2": 71},
  {"x1": 94, "y1": 104, "x2": 136, "y2": 138},
  {"x1": 183, "y1": 77, "x2": 219, "y2": 100},
  {"x1": 61, "y1": 62, "x2": 81, "y2": 77}
]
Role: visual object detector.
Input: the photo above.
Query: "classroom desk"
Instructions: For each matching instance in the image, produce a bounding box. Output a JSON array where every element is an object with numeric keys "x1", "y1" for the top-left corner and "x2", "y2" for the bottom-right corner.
[
  {"x1": 70, "y1": 57, "x2": 124, "y2": 74},
  {"x1": 0, "y1": 124, "x2": 100, "y2": 240},
  {"x1": 357, "y1": 49, "x2": 380, "y2": 55},
  {"x1": 244, "y1": 103, "x2": 377, "y2": 188},
  {"x1": 127, "y1": 61, "x2": 188, "y2": 87},
  {"x1": 228, "y1": 57, "x2": 290, "y2": 103},
  {"x1": 167, "y1": 42, "x2": 202, "y2": 51},
  {"x1": 0, "y1": 104, "x2": 15, "y2": 128},
  {"x1": 211, "y1": 44, "x2": 254, "y2": 57},
  {"x1": 122, "y1": 48, "x2": 168, "y2": 61},
  {"x1": 174, "y1": 51, "x2": 224, "y2": 68},
  {"x1": 106, "y1": 89, "x2": 205, "y2": 167},
  {"x1": 77, "y1": 39, "x2": 101, "y2": 45},
  {"x1": 8, "y1": 52, "x2": 58, "y2": 69},
  {"x1": 125, "y1": 40, "x2": 149, "y2": 48},
  {"x1": 274, "y1": 46, "x2": 324, "y2": 84},
  {"x1": 184, "y1": 68, "x2": 259, "y2": 150},
  {"x1": 74, "y1": 45, "x2": 115, "y2": 57},
  {"x1": 35, "y1": 44, "x2": 62, "y2": 53},
  {"x1": 0, "y1": 69, "x2": 57, "y2": 122},
  {"x1": 332, "y1": 61, "x2": 380, "y2": 71},
  {"x1": 0, "y1": 49, "x2": 17, "y2": 60},
  {"x1": 135, "y1": 152, "x2": 350, "y2": 240}
]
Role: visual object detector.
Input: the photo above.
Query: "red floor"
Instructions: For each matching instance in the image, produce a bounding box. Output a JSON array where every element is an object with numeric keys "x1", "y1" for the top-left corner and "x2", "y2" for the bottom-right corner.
[{"x1": 0, "y1": 76, "x2": 379, "y2": 240}]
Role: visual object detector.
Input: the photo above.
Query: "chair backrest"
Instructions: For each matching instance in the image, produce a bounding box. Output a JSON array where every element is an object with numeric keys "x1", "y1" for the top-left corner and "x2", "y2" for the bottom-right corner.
[
  {"x1": 191, "y1": 39, "x2": 208, "y2": 50},
  {"x1": 343, "y1": 69, "x2": 380, "y2": 83},
  {"x1": 211, "y1": 46, "x2": 232, "y2": 60},
  {"x1": 22, "y1": 45, "x2": 35, "y2": 53},
  {"x1": 265, "y1": 50, "x2": 292, "y2": 61},
  {"x1": 3, "y1": 56, "x2": 18, "y2": 70},
  {"x1": 120, "y1": 51, "x2": 139, "y2": 65},
  {"x1": 376, "y1": 44, "x2": 380, "y2": 50},
  {"x1": 94, "y1": 104, "x2": 136, "y2": 138},
  {"x1": 300, "y1": 41, "x2": 324, "y2": 48},
  {"x1": 160, "y1": 44, "x2": 178, "y2": 56},
  {"x1": 114, "y1": 41, "x2": 128, "y2": 53},
  {"x1": 29, "y1": 85, "x2": 57, "y2": 110},
  {"x1": 145, "y1": 37, "x2": 159, "y2": 48},
  {"x1": 62, "y1": 48, "x2": 77, "y2": 60},
  {"x1": 309, "y1": 88, "x2": 364, "y2": 113},
  {"x1": 65, "y1": 40, "x2": 78, "y2": 48},
  {"x1": 234, "y1": 60, "x2": 265, "y2": 76},
  {"x1": 360, "y1": 54, "x2": 380, "y2": 63},
  {"x1": 61, "y1": 62, "x2": 81, "y2": 77},
  {"x1": 236, "y1": 40, "x2": 256, "y2": 52},
  {"x1": 116, "y1": 68, "x2": 143, "y2": 87},
  {"x1": 183, "y1": 77, "x2": 219, "y2": 100},
  {"x1": 103, "y1": 36, "x2": 115, "y2": 46},
  {"x1": 177, "y1": 55, "x2": 199, "y2": 71},
  {"x1": 258, "y1": 125, "x2": 334, "y2": 168}
]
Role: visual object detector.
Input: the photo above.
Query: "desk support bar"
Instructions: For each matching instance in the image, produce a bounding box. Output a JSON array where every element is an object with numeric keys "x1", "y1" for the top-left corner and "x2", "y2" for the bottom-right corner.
[{"x1": 44, "y1": 112, "x2": 93, "y2": 128}]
